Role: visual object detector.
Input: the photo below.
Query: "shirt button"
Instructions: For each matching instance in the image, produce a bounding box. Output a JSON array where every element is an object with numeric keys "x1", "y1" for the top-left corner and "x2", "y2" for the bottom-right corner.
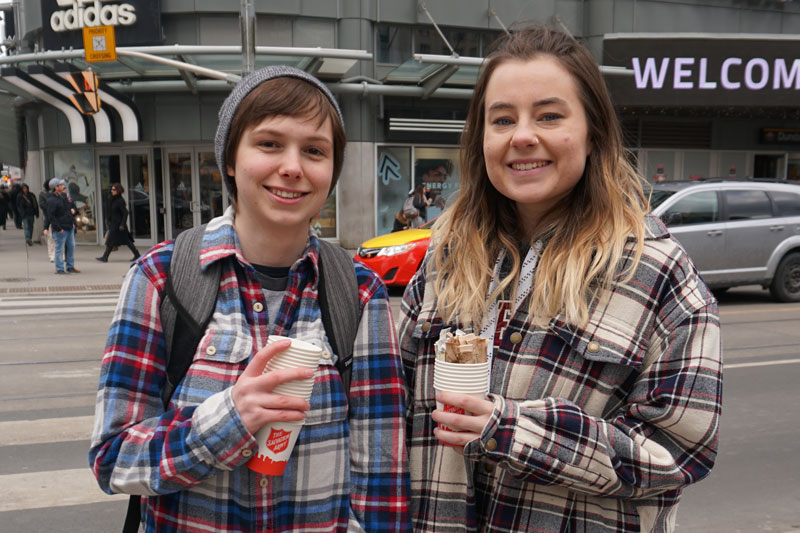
[
  {"x1": 205, "y1": 345, "x2": 217, "y2": 356},
  {"x1": 587, "y1": 341, "x2": 600, "y2": 353},
  {"x1": 241, "y1": 449, "x2": 252, "y2": 458},
  {"x1": 485, "y1": 438, "x2": 498, "y2": 451},
  {"x1": 322, "y1": 350, "x2": 331, "y2": 360},
  {"x1": 509, "y1": 332, "x2": 523, "y2": 344},
  {"x1": 483, "y1": 462, "x2": 495, "y2": 474},
  {"x1": 421, "y1": 322, "x2": 431, "y2": 332},
  {"x1": 259, "y1": 478, "x2": 268, "y2": 488},
  {"x1": 253, "y1": 302, "x2": 264, "y2": 313}
]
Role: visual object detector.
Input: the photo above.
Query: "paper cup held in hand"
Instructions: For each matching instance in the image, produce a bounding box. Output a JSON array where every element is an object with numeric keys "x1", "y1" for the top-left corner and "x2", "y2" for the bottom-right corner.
[
  {"x1": 433, "y1": 359, "x2": 489, "y2": 439},
  {"x1": 247, "y1": 421, "x2": 304, "y2": 475}
]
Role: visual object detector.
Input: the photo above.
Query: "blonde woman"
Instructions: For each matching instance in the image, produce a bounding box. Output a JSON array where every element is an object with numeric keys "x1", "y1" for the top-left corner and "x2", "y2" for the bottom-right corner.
[{"x1": 399, "y1": 26, "x2": 722, "y2": 532}]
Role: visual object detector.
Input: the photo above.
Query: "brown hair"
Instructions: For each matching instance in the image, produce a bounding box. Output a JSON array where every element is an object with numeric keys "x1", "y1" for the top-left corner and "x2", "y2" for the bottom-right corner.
[
  {"x1": 111, "y1": 183, "x2": 124, "y2": 194},
  {"x1": 223, "y1": 77, "x2": 346, "y2": 202},
  {"x1": 431, "y1": 25, "x2": 647, "y2": 327}
]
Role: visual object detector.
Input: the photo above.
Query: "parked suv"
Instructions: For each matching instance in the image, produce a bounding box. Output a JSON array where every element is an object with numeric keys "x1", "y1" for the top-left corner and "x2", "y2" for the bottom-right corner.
[{"x1": 648, "y1": 179, "x2": 800, "y2": 301}]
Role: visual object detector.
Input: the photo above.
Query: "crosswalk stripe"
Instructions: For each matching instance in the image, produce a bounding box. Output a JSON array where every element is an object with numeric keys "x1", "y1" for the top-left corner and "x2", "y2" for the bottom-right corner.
[
  {"x1": 0, "y1": 416, "x2": 94, "y2": 446},
  {"x1": 0, "y1": 468, "x2": 128, "y2": 512},
  {"x1": 0, "y1": 293, "x2": 119, "y2": 317},
  {"x1": 0, "y1": 305, "x2": 117, "y2": 317},
  {"x1": 0, "y1": 298, "x2": 119, "y2": 307}
]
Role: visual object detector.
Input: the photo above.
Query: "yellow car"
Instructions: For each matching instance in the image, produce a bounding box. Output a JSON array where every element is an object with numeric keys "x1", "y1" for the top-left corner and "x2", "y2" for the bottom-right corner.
[{"x1": 354, "y1": 222, "x2": 433, "y2": 287}]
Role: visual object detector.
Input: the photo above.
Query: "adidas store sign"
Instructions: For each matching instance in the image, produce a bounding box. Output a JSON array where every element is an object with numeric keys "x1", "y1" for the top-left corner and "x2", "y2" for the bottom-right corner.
[{"x1": 50, "y1": 0, "x2": 137, "y2": 32}]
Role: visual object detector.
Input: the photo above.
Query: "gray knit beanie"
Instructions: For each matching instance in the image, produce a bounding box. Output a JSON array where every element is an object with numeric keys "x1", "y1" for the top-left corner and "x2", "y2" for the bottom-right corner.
[{"x1": 214, "y1": 65, "x2": 344, "y2": 196}]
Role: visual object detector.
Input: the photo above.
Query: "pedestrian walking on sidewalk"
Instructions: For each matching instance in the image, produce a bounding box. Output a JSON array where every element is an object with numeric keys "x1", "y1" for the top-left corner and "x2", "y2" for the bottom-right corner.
[
  {"x1": 96, "y1": 183, "x2": 140, "y2": 263},
  {"x1": 0, "y1": 184, "x2": 9, "y2": 230},
  {"x1": 46, "y1": 178, "x2": 80, "y2": 274},
  {"x1": 9, "y1": 183, "x2": 23, "y2": 229},
  {"x1": 39, "y1": 181, "x2": 55, "y2": 261},
  {"x1": 16, "y1": 183, "x2": 39, "y2": 246}
]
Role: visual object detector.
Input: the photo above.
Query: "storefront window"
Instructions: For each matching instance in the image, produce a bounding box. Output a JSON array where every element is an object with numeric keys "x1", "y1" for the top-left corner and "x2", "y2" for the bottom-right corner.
[
  {"x1": 787, "y1": 154, "x2": 800, "y2": 182},
  {"x1": 52, "y1": 150, "x2": 96, "y2": 243},
  {"x1": 311, "y1": 189, "x2": 337, "y2": 239},
  {"x1": 198, "y1": 151, "x2": 224, "y2": 224},
  {"x1": 646, "y1": 151, "x2": 676, "y2": 183},
  {"x1": 720, "y1": 152, "x2": 748, "y2": 178},
  {"x1": 127, "y1": 154, "x2": 151, "y2": 241},
  {"x1": 376, "y1": 146, "x2": 412, "y2": 236},
  {"x1": 683, "y1": 151, "x2": 710, "y2": 180},
  {"x1": 311, "y1": 189, "x2": 336, "y2": 239},
  {"x1": 377, "y1": 24, "x2": 412, "y2": 64},
  {"x1": 168, "y1": 152, "x2": 193, "y2": 237},
  {"x1": 414, "y1": 147, "x2": 460, "y2": 222}
]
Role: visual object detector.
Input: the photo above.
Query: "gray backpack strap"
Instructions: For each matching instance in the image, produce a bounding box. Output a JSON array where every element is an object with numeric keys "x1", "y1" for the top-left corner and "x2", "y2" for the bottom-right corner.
[
  {"x1": 318, "y1": 240, "x2": 360, "y2": 393},
  {"x1": 159, "y1": 224, "x2": 222, "y2": 406}
]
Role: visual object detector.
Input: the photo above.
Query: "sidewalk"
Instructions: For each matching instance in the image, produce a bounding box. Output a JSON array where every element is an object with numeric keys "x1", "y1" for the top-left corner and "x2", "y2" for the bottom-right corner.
[{"x1": 0, "y1": 226, "x2": 132, "y2": 295}]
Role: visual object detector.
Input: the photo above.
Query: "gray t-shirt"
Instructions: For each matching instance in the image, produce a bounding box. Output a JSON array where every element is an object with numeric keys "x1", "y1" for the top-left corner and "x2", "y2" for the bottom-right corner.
[{"x1": 252, "y1": 264, "x2": 289, "y2": 325}]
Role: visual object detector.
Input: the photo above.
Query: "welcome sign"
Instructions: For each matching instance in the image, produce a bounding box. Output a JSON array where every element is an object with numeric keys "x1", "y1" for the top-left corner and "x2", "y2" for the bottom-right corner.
[
  {"x1": 41, "y1": 0, "x2": 162, "y2": 50},
  {"x1": 603, "y1": 34, "x2": 800, "y2": 107}
]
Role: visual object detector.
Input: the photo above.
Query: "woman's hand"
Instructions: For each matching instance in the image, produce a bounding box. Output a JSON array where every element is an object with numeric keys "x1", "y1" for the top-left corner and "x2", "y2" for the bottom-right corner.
[
  {"x1": 232, "y1": 339, "x2": 315, "y2": 435},
  {"x1": 431, "y1": 391, "x2": 494, "y2": 452}
]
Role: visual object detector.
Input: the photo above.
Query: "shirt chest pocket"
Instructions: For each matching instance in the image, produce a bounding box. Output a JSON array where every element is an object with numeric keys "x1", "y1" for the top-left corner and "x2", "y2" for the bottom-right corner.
[
  {"x1": 171, "y1": 330, "x2": 253, "y2": 407},
  {"x1": 545, "y1": 319, "x2": 647, "y2": 417}
]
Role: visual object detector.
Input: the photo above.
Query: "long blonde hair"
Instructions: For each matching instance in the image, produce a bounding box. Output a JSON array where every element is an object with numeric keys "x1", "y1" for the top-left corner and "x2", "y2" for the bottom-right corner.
[{"x1": 431, "y1": 26, "x2": 648, "y2": 328}]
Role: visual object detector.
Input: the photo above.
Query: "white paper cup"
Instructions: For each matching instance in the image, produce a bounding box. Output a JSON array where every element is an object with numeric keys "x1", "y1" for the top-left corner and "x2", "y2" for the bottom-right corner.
[
  {"x1": 263, "y1": 336, "x2": 321, "y2": 390},
  {"x1": 246, "y1": 335, "x2": 318, "y2": 475},
  {"x1": 433, "y1": 359, "x2": 490, "y2": 445},
  {"x1": 434, "y1": 390, "x2": 488, "y2": 445},
  {"x1": 268, "y1": 335, "x2": 322, "y2": 358},
  {"x1": 272, "y1": 379, "x2": 315, "y2": 400},
  {"x1": 434, "y1": 360, "x2": 490, "y2": 372},
  {"x1": 247, "y1": 421, "x2": 304, "y2": 475}
]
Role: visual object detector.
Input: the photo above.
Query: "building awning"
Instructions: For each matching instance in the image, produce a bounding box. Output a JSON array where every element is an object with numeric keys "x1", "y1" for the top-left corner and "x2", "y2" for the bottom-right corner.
[
  {"x1": 0, "y1": 44, "x2": 634, "y2": 146},
  {"x1": 0, "y1": 45, "x2": 373, "y2": 145}
]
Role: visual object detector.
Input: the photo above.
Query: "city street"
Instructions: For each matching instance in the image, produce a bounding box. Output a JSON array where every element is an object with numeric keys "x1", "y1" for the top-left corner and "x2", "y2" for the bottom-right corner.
[{"x1": 1, "y1": 232, "x2": 799, "y2": 530}]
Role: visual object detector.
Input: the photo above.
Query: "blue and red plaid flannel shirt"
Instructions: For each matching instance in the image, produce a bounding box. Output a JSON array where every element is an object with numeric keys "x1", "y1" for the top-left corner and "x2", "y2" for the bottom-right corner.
[
  {"x1": 90, "y1": 210, "x2": 411, "y2": 532},
  {"x1": 399, "y1": 216, "x2": 722, "y2": 532}
]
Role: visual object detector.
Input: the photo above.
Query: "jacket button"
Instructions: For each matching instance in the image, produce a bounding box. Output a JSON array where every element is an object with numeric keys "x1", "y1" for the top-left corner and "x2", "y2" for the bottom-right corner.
[
  {"x1": 253, "y1": 302, "x2": 264, "y2": 313},
  {"x1": 241, "y1": 449, "x2": 252, "y2": 457},
  {"x1": 485, "y1": 438, "x2": 498, "y2": 451},
  {"x1": 587, "y1": 341, "x2": 600, "y2": 353},
  {"x1": 509, "y1": 332, "x2": 522, "y2": 344},
  {"x1": 483, "y1": 462, "x2": 495, "y2": 474},
  {"x1": 205, "y1": 345, "x2": 217, "y2": 356},
  {"x1": 421, "y1": 322, "x2": 431, "y2": 332},
  {"x1": 259, "y1": 478, "x2": 268, "y2": 488},
  {"x1": 321, "y1": 350, "x2": 331, "y2": 360}
]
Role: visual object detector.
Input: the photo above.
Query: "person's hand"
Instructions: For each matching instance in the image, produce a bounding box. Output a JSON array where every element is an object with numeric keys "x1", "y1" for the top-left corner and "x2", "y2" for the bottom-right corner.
[
  {"x1": 232, "y1": 339, "x2": 315, "y2": 435},
  {"x1": 58, "y1": 229, "x2": 64, "y2": 234},
  {"x1": 431, "y1": 391, "x2": 494, "y2": 453}
]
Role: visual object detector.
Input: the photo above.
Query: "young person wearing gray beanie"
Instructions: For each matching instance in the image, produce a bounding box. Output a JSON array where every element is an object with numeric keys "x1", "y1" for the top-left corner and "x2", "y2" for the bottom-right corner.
[{"x1": 91, "y1": 66, "x2": 410, "y2": 532}]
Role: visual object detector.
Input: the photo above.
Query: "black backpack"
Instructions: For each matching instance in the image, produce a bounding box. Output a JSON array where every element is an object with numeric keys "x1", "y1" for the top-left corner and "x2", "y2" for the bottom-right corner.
[{"x1": 123, "y1": 224, "x2": 360, "y2": 533}]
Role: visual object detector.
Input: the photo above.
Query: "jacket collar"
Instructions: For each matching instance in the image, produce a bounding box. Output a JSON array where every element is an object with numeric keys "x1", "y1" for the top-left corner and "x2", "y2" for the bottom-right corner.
[{"x1": 196, "y1": 206, "x2": 321, "y2": 278}]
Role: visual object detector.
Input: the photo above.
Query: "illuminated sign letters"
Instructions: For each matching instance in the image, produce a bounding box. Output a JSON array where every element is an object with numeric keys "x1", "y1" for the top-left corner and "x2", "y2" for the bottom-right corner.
[
  {"x1": 50, "y1": 0, "x2": 136, "y2": 32},
  {"x1": 603, "y1": 36, "x2": 800, "y2": 106},
  {"x1": 631, "y1": 57, "x2": 800, "y2": 91},
  {"x1": 41, "y1": 0, "x2": 161, "y2": 50}
]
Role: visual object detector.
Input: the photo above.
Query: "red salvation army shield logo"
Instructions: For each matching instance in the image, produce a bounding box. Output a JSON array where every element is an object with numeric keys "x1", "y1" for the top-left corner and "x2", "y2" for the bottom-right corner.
[{"x1": 266, "y1": 428, "x2": 292, "y2": 454}]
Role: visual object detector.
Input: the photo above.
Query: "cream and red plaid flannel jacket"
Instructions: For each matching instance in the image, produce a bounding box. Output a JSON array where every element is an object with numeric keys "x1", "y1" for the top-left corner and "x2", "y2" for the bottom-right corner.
[{"x1": 399, "y1": 216, "x2": 722, "y2": 532}]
